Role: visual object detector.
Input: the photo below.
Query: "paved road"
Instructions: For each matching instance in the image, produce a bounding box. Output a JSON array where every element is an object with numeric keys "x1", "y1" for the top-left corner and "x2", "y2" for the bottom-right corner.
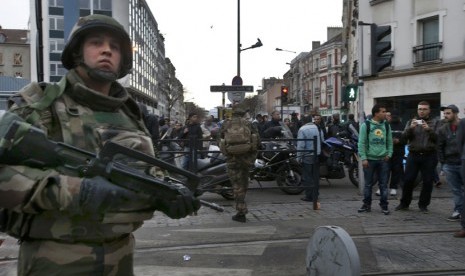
[{"x1": 1, "y1": 177, "x2": 465, "y2": 275}]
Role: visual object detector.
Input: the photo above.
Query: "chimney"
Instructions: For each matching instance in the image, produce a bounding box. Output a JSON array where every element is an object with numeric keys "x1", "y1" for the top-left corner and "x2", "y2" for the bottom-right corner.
[
  {"x1": 312, "y1": 41, "x2": 321, "y2": 50},
  {"x1": 327, "y1": 27, "x2": 343, "y2": 41}
]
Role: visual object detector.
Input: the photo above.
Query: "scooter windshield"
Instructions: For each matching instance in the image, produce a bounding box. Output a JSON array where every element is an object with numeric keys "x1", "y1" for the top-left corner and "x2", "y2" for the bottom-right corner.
[{"x1": 279, "y1": 122, "x2": 294, "y2": 139}]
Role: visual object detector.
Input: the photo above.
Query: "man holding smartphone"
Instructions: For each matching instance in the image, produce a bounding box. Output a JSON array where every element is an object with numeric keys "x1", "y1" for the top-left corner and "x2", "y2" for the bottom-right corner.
[{"x1": 396, "y1": 101, "x2": 439, "y2": 213}]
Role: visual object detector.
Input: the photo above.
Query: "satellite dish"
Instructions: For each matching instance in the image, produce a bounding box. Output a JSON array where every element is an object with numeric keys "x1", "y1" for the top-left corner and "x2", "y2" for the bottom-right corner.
[{"x1": 341, "y1": 55, "x2": 347, "y2": 64}]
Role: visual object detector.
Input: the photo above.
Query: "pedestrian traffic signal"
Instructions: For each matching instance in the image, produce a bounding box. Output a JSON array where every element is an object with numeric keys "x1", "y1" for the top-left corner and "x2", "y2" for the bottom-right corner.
[
  {"x1": 370, "y1": 24, "x2": 392, "y2": 75},
  {"x1": 281, "y1": 86, "x2": 289, "y2": 104},
  {"x1": 342, "y1": 84, "x2": 358, "y2": 102}
]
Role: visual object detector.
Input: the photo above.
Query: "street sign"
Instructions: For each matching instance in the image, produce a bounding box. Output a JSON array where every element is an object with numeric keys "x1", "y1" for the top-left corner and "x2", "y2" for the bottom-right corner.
[
  {"x1": 232, "y1": 76, "x2": 243, "y2": 85},
  {"x1": 210, "y1": 85, "x2": 254, "y2": 92},
  {"x1": 228, "y1": 91, "x2": 246, "y2": 103}
]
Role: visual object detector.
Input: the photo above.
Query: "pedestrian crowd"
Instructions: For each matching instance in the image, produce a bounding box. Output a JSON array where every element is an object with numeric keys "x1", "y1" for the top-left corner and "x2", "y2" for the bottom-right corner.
[
  {"x1": 216, "y1": 101, "x2": 465, "y2": 239},
  {"x1": 355, "y1": 101, "x2": 465, "y2": 239}
]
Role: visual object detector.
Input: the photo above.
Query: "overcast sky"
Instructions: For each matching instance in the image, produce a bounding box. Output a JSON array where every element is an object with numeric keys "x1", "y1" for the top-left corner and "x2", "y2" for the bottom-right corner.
[{"x1": 0, "y1": 0, "x2": 342, "y2": 111}]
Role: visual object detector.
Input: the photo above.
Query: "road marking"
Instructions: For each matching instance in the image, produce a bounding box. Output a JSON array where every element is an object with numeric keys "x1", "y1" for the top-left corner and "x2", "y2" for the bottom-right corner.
[
  {"x1": 135, "y1": 266, "x2": 252, "y2": 276},
  {"x1": 173, "y1": 225, "x2": 276, "y2": 235},
  {"x1": 173, "y1": 244, "x2": 267, "y2": 256}
]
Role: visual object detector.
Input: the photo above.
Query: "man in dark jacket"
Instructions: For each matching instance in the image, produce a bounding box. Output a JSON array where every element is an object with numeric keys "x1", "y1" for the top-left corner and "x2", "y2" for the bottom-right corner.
[
  {"x1": 396, "y1": 101, "x2": 439, "y2": 213},
  {"x1": 263, "y1": 110, "x2": 282, "y2": 138},
  {"x1": 180, "y1": 112, "x2": 203, "y2": 170},
  {"x1": 454, "y1": 116, "x2": 465, "y2": 237},
  {"x1": 438, "y1": 105, "x2": 463, "y2": 221},
  {"x1": 327, "y1": 113, "x2": 345, "y2": 138}
]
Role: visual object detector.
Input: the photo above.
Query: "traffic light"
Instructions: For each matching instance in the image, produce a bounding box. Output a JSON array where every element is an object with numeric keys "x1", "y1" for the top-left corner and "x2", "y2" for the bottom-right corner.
[
  {"x1": 342, "y1": 84, "x2": 358, "y2": 102},
  {"x1": 371, "y1": 24, "x2": 392, "y2": 75},
  {"x1": 281, "y1": 86, "x2": 289, "y2": 104}
]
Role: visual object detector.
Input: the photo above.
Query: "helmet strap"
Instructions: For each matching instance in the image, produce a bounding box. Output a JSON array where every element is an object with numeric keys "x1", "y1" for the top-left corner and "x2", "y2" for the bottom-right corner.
[{"x1": 79, "y1": 62, "x2": 118, "y2": 82}]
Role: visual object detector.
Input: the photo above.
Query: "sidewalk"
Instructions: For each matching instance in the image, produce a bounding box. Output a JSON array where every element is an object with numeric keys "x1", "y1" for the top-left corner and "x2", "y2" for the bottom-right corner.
[{"x1": 1, "y1": 185, "x2": 464, "y2": 275}]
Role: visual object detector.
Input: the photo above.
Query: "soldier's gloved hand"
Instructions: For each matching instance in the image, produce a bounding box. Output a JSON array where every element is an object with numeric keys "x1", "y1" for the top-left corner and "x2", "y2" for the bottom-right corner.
[
  {"x1": 156, "y1": 193, "x2": 201, "y2": 219},
  {"x1": 79, "y1": 176, "x2": 152, "y2": 214}
]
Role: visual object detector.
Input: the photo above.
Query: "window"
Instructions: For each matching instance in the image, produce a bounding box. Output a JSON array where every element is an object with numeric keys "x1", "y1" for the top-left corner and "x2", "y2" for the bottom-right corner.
[
  {"x1": 50, "y1": 62, "x2": 67, "y2": 76},
  {"x1": 49, "y1": 0, "x2": 64, "y2": 7},
  {"x1": 422, "y1": 17, "x2": 439, "y2": 45},
  {"x1": 50, "y1": 39, "x2": 65, "y2": 53},
  {"x1": 414, "y1": 16, "x2": 442, "y2": 63},
  {"x1": 79, "y1": 0, "x2": 90, "y2": 9},
  {"x1": 15, "y1": 72, "x2": 23, "y2": 77},
  {"x1": 320, "y1": 57, "x2": 327, "y2": 68},
  {"x1": 49, "y1": 17, "x2": 64, "y2": 31},
  {"x1": 13, "y1": 53, "x2": 22, "y2": 65},
  {"x1": 94, "y1": 0, "x2": 112, "y2": 10}
]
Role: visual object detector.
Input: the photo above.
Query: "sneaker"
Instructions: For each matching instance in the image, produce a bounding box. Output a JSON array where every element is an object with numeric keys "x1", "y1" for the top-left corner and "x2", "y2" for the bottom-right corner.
[
  {"x1": 232, "y1": 213, "x2": 246, "y2": 223},
  {"x1": 395, "y1": 204, "x2": 409, "y2": 211},
  {"x1": 375, "y1": 189, "x2": 380, "y2": 196},
  {"x1": 358, "y1": 204, "x2": 371, "y2": 213},
  {"x1": 447, "y1": 211, "x2": 461, "y2": 222},
  {"x1": 419, "y1": 207, "x2": 429, "y2": 214},
  {"x1": 390, "y1": 189, "x2": 397, "y2": 196},
  {"x1": 301, "y1": 197, "x2": 313, "y2": 202},
  {"x1": 454, "y1": 229, "x2": 465, "y2": 238},
  {"x1": 381, "y1": 206, "x2": 390, "y2": 215}
]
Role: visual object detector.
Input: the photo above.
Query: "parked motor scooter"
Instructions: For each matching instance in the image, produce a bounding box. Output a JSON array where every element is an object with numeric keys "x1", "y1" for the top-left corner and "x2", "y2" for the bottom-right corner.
[
  {"x1": 250, "y1": 123, "x2": 304, "y2": 195},
  {"x1": 320, "y1": 125, "x2": 359, "y2": 187}
]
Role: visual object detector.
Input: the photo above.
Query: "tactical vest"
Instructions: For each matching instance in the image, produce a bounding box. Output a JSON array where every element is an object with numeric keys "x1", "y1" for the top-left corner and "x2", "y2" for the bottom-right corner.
[{"x1": 1, "y1": 76, "x2": 155, "y2": 242}]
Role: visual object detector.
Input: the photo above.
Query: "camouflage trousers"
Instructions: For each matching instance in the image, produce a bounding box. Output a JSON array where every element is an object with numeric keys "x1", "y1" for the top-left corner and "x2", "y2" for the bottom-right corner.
[
  {"x1": 226, "y1": 154, "x2": 255, "y2": 215},
  {"x1": 17, "y1": 234, "x2": 135, "y2": 276}
]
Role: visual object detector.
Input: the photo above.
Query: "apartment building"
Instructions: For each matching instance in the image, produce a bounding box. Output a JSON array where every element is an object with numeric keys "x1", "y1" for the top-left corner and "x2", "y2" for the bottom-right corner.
[
  {"x1": 282, "y1": 28, "x2": 344, "y2": 121},
  {"x1": 358, "y1": 0, "x2": 465, "y2": 121}
]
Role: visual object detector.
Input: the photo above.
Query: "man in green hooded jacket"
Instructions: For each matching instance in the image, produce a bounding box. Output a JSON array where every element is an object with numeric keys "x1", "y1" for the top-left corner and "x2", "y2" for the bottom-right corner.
[{"x1": 357, "y1": 104, "x2": 393, "y2": 215}]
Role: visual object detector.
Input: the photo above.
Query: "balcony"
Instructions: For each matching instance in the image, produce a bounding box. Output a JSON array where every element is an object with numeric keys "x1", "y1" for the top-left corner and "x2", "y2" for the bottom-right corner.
[{"x1": 413, "y1": 42, "x2": 442, "y2": 65}]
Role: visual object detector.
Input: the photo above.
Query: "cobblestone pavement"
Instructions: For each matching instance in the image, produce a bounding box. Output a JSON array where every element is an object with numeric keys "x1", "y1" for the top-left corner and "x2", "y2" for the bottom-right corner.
[{"x1": 1, "y1": 182, "x2": 465, "y2": 275}]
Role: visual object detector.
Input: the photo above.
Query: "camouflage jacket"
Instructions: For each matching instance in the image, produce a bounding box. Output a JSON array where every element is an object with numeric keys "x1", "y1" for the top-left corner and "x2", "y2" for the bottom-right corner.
[{"x1": 0, "y1": 69, "x2": 156, "y2": 242}]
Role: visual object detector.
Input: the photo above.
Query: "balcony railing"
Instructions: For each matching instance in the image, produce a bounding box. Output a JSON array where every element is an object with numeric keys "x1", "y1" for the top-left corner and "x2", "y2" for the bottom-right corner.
[{"x1": 413, "y1": 42, "x2": 442, "y2": 64}]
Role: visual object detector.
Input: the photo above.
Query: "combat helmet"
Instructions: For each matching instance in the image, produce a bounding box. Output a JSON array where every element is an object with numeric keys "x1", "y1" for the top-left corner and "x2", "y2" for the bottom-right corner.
[{"x1": 61, "y1": 14, "x2": 132, "y2": 81}]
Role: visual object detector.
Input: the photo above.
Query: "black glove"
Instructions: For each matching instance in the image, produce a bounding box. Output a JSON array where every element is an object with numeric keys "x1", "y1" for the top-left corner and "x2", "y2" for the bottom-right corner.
[
  {"x1": 156, "y1": 191, "x2": 201, "y2": 219},
  {"x1": 80, "y1": 176, "x2": 154, "y2": 214}
]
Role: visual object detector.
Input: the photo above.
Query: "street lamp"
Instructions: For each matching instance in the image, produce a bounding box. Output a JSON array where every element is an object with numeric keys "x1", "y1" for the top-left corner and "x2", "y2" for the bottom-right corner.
[
  {"x1": 276, "y1": 48, "x2": 296, "y2": 54},
  {"x1": 237, "y1": 0, "x2": 263, "y2": 77}
]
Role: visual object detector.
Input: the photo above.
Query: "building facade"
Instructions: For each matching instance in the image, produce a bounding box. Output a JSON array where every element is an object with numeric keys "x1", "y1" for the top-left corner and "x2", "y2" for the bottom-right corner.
[
  {"x1": 28, "y1": 0, "x2": 183, "y2": 116},
  {"x1": 0, "y1": 28, "x2": 31, "y2": 80},
  {"x1": 282, "y1": 28, "x2": 344, "y2": 121},
  {"x1": 358, "y1": 0, "x2": 465, "y2": 121}
]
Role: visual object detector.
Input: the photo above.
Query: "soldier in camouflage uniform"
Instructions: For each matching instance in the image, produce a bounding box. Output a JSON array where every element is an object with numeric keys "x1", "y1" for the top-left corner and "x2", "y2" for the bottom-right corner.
[
  {"x1": 219, "y1": 107, "x2": 260, "y2": 222},
  {"x1": 0, "y1": 14, "x2": 199, "y2": 275}
]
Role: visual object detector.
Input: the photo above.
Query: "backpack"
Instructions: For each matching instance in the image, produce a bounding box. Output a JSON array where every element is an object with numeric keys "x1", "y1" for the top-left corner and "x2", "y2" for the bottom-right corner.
[{"x1": 220, "y1": 117, "x2": 257, "y2": 155}]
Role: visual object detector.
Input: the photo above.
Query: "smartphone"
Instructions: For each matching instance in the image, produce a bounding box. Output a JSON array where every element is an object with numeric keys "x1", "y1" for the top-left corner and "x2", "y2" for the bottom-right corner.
[{"x1": 415, "y1": 119, "x2": 423, "y2": 124}]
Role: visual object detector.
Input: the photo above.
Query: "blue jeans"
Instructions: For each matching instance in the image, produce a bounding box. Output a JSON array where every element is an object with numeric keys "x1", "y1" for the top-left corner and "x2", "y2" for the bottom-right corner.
[
  {"x1": 363, "y1": 159, "x2": 390, "y2": 208},
  {"x1": 443, "y1": 164, "x2": 464, "y2": 213},
  {"x1": 302, "y1": 160, "x2": 319, "y2": 201}
]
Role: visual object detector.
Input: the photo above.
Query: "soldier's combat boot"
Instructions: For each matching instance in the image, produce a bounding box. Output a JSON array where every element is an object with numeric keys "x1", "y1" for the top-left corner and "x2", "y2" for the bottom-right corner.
[{"x1": 232, "y1": 213, "x2": 246, "y2": 223}]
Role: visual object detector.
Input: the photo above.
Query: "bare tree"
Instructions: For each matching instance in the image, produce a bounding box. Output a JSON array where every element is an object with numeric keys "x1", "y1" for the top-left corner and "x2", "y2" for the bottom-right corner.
[{"x1": 240, "y1": 95, "x2": 265, "y2": 117}]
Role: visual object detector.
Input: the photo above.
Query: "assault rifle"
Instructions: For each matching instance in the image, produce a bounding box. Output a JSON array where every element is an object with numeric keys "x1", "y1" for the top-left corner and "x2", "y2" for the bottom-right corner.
[{"x1": 0, "y1": 117, "x2": 224, "y2": 212}]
